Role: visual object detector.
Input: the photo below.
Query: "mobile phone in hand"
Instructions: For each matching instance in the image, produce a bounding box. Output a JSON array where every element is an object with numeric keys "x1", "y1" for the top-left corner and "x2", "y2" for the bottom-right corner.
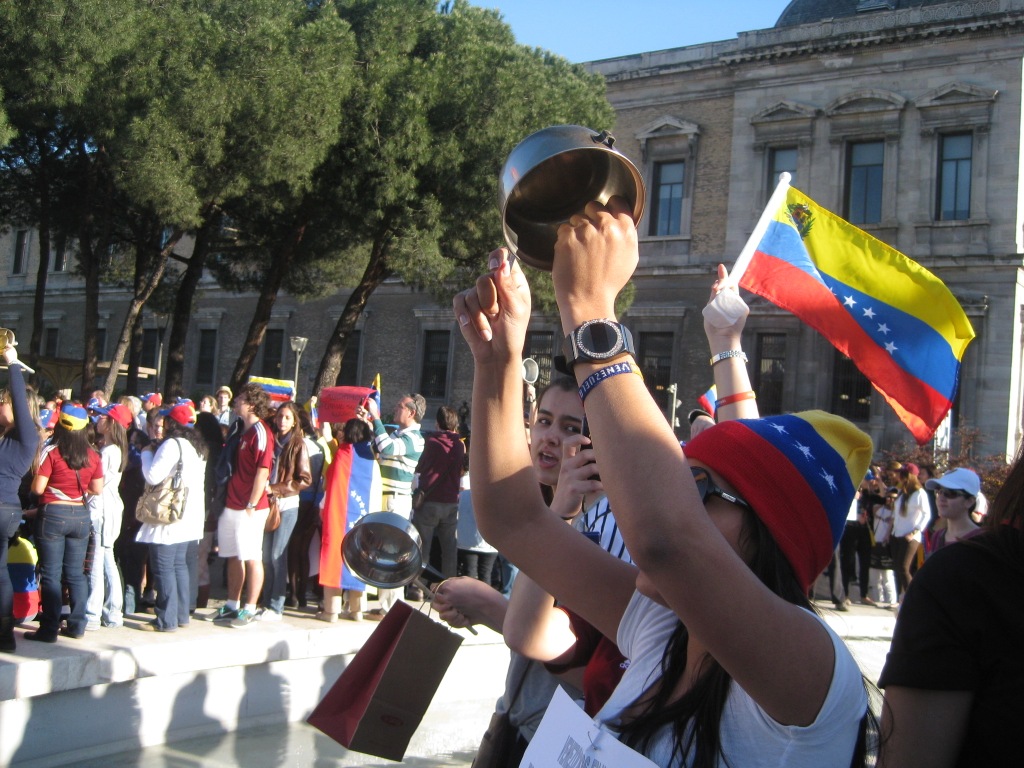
[{"x1": 581, "y1": 416, "x2": 600, "y2": 482}]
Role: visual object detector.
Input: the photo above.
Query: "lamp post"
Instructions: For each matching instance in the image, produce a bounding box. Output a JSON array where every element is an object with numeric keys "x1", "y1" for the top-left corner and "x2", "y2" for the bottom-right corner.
[{"x1": 290, "y1": 335, "x2": 308, "y2": 400}]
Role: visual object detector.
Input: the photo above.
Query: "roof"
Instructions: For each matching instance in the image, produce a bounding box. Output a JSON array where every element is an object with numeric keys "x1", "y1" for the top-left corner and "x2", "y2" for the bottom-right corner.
[{"x1": 775, "y1": 0, "x2": 958, "y2": 28}]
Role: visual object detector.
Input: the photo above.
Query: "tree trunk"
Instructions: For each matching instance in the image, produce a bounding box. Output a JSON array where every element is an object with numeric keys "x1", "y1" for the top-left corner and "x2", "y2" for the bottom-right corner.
[
  {"x1": 228, "y1": 222, "x2": 308, "y2": 394},
  {"x1": 126, "y1": 313, "x2": 144, "y2": 395},
  {"x1": 99, "y1": 233, "x2": 179, "y2": 398},
  {"x1": 164, "y1": 213, "x2": 215, "y2": 398},
  {"x1": 30, "y1": 139, "x2": 51, "y2": 360},
  {"x1": 313, "y1": 236, "x2": 393, "y2": 395}
]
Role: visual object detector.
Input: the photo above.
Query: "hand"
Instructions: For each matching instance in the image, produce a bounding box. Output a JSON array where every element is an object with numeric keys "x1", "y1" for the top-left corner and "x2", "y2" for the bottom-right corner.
[
  {"x1": 362, "y1": 399, "x2": 379, "y2": 420},
  {"x1": 2, "y1": 345, "x2": 17, "y2": 366},
  {"x1": 432, "y1": 576, "x2": 504, "y2": 630},
  {"x1": 453, "y1": 247, "x2": 531, "y2": 367},
  {"x1": 552, "y1": 197, "x2": 638, "y2": 329},
  {"x1": 703, "y1": 263, "x2": 749, "y2": 352},
  {"x1": 549, "y1": 434, "x2": 601, "y2": 519},
  {"x1": 689, "y1": 413, "x2": 716, "y2": 439}
]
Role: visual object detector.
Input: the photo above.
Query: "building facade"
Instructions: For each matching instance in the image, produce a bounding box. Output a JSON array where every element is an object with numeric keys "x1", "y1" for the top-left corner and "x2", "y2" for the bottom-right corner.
[{"x1": 3, "y1": 0, "x2": 1024, "y2": 458}]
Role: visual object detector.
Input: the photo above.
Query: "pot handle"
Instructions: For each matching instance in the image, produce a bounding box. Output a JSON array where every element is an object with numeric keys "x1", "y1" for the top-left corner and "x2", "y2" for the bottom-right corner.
[{"x1": 591, "y1": 130, "x2": 616, "y2": 149}]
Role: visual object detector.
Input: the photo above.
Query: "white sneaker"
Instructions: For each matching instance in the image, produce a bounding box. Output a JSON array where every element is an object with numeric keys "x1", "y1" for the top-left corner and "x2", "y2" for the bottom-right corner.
[{"x1": 257, "y1": 609, "x2": 283, "y2": 622}]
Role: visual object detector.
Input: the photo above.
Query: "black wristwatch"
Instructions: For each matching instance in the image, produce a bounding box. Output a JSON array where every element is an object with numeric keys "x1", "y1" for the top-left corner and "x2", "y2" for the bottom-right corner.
[{"x1": 555, "y1": 319, "x2": 636, "y2": 373}]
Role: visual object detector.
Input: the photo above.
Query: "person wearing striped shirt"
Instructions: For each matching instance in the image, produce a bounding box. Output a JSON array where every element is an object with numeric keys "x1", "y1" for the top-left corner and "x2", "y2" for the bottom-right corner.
[{"x1": 362, "y1": 393, "x2": 426, "y2": 517}]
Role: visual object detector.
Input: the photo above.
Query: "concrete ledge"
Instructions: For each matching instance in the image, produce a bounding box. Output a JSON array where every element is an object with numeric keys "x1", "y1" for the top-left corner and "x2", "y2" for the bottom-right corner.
[{"x1": 0, "y1": 605, "x2": 506, "y2": 767}]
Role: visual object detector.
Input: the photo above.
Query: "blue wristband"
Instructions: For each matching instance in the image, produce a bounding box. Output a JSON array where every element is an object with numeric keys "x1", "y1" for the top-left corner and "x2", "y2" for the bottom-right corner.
[{"x1": 578, "y1": 361, "x2": 641, "y2": 402}]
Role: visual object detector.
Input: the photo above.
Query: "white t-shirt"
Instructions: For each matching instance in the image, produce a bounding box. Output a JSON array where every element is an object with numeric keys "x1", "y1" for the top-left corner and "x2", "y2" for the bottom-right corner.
[{"x1": 596, "y1": 592, "x2": 866, "y2": 767}]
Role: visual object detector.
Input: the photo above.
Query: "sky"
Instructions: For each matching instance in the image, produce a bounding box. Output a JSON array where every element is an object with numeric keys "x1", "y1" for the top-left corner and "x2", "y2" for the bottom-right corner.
[{"x1": 470, "y1": 1, "x2": 787, "y2": 63}]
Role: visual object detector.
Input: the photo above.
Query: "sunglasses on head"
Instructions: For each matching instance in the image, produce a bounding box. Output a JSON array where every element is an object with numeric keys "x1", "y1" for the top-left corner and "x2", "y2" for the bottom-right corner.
[
  {"x1": 690, "y1": 466, "x2": 751, "y2": 511},
  {"x1": 937, "y1": 488, "x2": 970, "y2": 500}
]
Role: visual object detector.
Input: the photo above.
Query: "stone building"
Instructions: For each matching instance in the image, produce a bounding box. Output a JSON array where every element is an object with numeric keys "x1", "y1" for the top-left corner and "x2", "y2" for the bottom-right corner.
[{"x1": 3, "y1": 0, "x2": 1024, "y2": 458}]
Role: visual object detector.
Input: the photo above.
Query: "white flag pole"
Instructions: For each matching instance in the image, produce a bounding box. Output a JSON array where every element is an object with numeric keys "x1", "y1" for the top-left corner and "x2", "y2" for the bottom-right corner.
[{"x1": 723, "y1": 172, "x2": 791, "y2": 289}]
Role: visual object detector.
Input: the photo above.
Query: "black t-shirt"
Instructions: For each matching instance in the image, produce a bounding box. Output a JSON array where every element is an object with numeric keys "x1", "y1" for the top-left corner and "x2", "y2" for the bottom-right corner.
[{"x1": 879, "y1": 527, "x2": 1024, "y2": 766}]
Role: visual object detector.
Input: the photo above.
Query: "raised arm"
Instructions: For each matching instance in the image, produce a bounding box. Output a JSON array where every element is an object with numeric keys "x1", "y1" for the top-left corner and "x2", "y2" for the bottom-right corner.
[
  {"x1": 551, "y1": 199, "x2": 841, "y2": 727},
  {"x1": 453, "y1": 249, "x2": 636, "y2": 643},
  {"x1": 704, "y1": 264, "x2": 759, "y2": 421}
]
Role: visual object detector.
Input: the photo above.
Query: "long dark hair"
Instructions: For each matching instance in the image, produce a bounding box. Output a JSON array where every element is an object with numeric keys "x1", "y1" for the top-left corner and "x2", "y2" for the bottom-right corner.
[
  {"x1": 52, "y1": 423, "x2": 98, "y2": 470},
  {"x1": 163, "y1": 418, "x2": 209, "y2": 461},
  {"x1": 617, "y1": 510, "x2": 878, "y2": 767}
]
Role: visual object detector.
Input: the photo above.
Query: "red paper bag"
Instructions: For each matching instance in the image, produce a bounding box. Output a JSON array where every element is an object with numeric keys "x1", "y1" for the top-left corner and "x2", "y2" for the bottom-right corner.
[
  {"x1": 317, "y1": 386, "x2": 375, "y2": 425},
  {"x1": 307, "y1": 601, "x2": 463, "y2": 761}
]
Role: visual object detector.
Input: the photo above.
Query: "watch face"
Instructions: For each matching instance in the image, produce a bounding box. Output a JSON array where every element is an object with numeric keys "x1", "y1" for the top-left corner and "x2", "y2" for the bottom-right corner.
[{"x1": 578, "y1": 320, "x2": 624, "y2": 359}]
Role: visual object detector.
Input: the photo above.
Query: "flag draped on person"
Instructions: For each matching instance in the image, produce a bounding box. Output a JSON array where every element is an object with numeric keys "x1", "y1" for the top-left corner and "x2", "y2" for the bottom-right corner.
[{"x1": 734, "y1": 178, "x2": 975, "y2": 445}]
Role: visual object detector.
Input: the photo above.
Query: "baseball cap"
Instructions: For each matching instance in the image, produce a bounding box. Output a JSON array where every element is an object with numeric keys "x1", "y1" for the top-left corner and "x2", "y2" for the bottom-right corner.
[
  {"x1": 94, "y1": 403, "x2": 133, "y2": 429},
  {"x1": 925, "y1": 467, "x2": 980, "y2": 497},
  {"x1": 141, "y1": 392, "x2": 163, "y2": 406},
  {"x1": 161, "y1": 402, "x2": 196, "y2": 427}
]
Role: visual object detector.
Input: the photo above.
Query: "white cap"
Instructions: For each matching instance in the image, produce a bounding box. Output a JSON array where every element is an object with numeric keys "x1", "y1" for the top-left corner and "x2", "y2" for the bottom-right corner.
[{"x1": 925, "y1": 467, "x2": 981, "y2": 496}]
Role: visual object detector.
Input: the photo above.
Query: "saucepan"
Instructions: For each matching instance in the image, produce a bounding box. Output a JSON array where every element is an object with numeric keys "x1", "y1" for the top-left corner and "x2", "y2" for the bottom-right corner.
[{"x1": 499, "y1": 124, "x2": 646, "y2": 270}]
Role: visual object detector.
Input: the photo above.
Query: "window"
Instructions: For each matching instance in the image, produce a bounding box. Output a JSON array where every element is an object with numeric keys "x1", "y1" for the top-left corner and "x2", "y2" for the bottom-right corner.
[
  {"x1": 420, "y1": 330, "x2": 450, "y2": 398},
  {"x1": 44, "y1": 328, "x2": 59, "y2": 358},
  {"x1": 649, "y1": 162, "x2": 685, "y2": 236},
  {"x1": 52, "y1": 235, "x2": 69, "y2": 272},
  {"x1": 768, "y1": 147, "x2": 798, "y2": 194},
  {"x1": 831, "y1": 352, "x2": 871, "y2": 421},
  {"x1": 525, "y1": 331, "x2": 554, "y2": 390},
  {"x1": 12, "y1": 231, "x2": 29, "y2": 274},
  {"x1": 141, "y1": 328, "x2": 161, "y2": 370},
  {"x1": 638, "y1": 332, "x2": 673, "y2": 412},
  {"x1": 937, "y1": 133, "x2": 972, "y2": 221},
  {"x1": 753, "y1": 334, "x2": 786, "y2": 415},
  {"x1": 846, "y1": 141, "x2": 884, "y2": 225},
  {"x1": 260, "y1": 328, "x2": 284, "y2": 378},
  {"x1": 196, "y1": 329, "x2": 218, "y2": 385},
  {"x1": 338, "y1": 330, "x2": 362, "y2": 386}
]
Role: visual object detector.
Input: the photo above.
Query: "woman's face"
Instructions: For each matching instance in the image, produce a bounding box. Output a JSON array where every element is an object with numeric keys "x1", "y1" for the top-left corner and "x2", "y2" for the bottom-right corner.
[
  {"x1": 529, "y1": 387, "x2": 583, "y2": 489},
  {"x1": 148, "y1": 414, "x2": 164, "y2": 440},
  {"x1": 276, "y1": 407, "x2": 295, "y2": 435},
  {"x1": 0, "y1": 392, "x2": 12, "y2": 429},
  {"x1": 97, "y1": 415, "x2": 110, "y2": 436},
  {"x1": 936, "y1": 488, "x2": 974, "y2": 522}
]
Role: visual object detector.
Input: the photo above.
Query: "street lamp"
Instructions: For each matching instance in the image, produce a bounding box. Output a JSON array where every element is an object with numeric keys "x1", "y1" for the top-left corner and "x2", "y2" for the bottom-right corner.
[{"x1": 290, "y1": 335, "x2": 308, "y2": 400}]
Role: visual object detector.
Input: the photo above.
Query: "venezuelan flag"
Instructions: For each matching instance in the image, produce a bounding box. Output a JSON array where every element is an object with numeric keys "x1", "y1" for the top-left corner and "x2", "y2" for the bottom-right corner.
[
  {"x1": 697, "y1": 385, "x2": 717, "y2": 417},
  {"x1": 247, "y1": 375, "x2": 295, "y2": 404},
  {"x1": 8, "y1": 536, "x2": 40, "y2": 623},
  {"x1": 739, "y1": 186, "x2": 975, "y2": 444}
]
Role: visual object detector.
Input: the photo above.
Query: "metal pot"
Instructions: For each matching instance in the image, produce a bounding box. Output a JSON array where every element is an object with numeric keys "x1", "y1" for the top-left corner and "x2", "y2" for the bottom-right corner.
[
  {"x1": 342, "y1": 512, "x2": 424, "y2": 588},
  {"x1": 499, "y1": 125, "x2": 646, "y2": 270}
]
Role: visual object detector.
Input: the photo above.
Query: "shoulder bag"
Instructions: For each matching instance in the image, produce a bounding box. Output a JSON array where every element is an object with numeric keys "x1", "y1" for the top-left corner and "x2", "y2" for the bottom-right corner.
[{"x1": 136, "y1": 439, "x2": 188, "y2": 526}]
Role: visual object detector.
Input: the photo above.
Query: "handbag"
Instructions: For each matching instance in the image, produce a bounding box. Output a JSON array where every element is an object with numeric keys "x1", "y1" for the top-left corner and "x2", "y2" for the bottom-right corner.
[
  {"x1": 307, "y1": 600, "x2": 463, "y2": 761},
  {"x1": 411, "y1": 488, "x2": 428, "y2": 511},
  {"x1": 136, "y1": 439, "x2": 188, "y2": 526},
  {"x1": 265, "y1": 494, "x2": 281, "y2": 532}
]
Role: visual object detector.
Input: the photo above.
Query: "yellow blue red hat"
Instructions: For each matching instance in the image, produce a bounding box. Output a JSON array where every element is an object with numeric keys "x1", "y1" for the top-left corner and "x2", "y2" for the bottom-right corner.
[
  {"x1": 58, "y1": 403, "x2": 90, "y2": 432},
  {"x1": 684, "y1": 410, "x2": 873, "y2": 591}
]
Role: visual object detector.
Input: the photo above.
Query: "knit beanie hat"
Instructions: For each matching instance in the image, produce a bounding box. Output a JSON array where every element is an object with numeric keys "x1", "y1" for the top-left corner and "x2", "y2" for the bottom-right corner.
[
  {"x1": 684, "y1": 410, "x2": 873, "y2": 591},
  {"x1": 58, "y1": 403, "x2": 90, "y2": 432}
]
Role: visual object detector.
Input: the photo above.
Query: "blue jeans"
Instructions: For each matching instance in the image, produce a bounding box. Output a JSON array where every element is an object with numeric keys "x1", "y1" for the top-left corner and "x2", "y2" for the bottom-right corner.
[
  {"x1": 261, "y1": 505, "x2": 298, "y2": 614},
  {"x1": 0, "y1": 504, "x2": 21, "y2": 618},
  {"x1": 36, "y1": 504, "x2": 91, "y2": 636},
  {"x1": 149, "y1": 542, "x2": 190, "y2": 630},
  {"x1": 412, "y1": 501, "x2": 459, "y2": 578}
]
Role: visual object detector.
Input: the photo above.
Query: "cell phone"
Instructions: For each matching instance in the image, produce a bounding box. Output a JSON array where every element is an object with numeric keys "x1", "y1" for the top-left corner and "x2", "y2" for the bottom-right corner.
[{"x1": 580, "y1": 416, "x2": 600, "y2": 482}]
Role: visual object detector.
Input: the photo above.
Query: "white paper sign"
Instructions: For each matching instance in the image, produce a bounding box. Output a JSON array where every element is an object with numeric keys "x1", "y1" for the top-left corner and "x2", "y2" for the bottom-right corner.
[{"x1": 520, "y1": 687, "x2": 658, "y2": 768}]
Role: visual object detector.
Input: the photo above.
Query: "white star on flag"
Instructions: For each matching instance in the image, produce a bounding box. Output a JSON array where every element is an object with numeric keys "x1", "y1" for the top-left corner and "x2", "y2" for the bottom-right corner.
[
  {"x1": 843, "y1": 295, "x2": 856, "y2": 308},
  {"x1": 877, "y1": 323, "x2": 890, "y2": 334},
  {"x1": 820, "y1": 469, "x2": 837, "y2": 492},
  {"x1": 794, "y1": 442, "x2": 814, "y2": 461},
  {"x1": 863, "y1": 307, "x2": 875, "y2": 319},
  {"x1": 770, "y1": 423, "x2": 788, "y2": 434},
  {"x1": 885, "y1": 341, "x2": 898, "y2": 354}
]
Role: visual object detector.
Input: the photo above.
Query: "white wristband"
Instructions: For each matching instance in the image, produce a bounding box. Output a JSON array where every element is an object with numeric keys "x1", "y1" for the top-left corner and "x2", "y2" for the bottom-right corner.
[{"x1": 710, "y1": 350, "x2": 748, "y2": 366}]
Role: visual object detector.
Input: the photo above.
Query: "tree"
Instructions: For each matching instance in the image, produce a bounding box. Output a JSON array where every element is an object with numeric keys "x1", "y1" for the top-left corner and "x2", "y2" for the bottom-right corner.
[{"x1": 305, "y1": 0, "x2": 614, "y2": 392}]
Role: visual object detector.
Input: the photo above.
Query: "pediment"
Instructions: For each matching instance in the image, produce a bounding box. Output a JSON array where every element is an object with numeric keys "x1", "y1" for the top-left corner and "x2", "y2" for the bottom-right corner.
[
  {"x1": 827, "y1": 90, "x2": 906, "y2": 116},
  {"x1": 750, "y1": 101, "x2": 818, "y2": 125},
  {"x1": 635, "y1": 116, "x2": 701, "y2": 142},
  {"x1": 916, "y1": 82, "x2": 998, "y2": 109}
]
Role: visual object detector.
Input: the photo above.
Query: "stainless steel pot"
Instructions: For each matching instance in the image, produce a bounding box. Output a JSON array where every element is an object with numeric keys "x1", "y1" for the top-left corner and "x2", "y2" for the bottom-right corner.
[
  {"x1": 342, "y1": 512, "x2": 424, "y2": 588},
  {"x1": 499, "y1": 125, "x2": 646, "y2": 270}
]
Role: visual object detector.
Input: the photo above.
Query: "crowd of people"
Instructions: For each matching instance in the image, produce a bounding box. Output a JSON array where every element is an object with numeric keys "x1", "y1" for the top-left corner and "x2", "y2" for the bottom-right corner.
[
  {"x1": 0, "y1": 352, "x2": 479, "y2": 645},
  {"x1": 2, "y1": 194, "x2": 1022, "y2": 765}
]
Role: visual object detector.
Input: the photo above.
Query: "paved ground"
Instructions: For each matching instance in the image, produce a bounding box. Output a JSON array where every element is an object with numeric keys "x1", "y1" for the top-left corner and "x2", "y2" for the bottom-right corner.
[{"x1": 51, "y1": 594, "x2": 897, "y2": 768}]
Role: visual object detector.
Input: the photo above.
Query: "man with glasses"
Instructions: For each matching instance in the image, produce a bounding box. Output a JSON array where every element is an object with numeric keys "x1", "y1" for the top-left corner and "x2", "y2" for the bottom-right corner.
[{"x1": 358, "y1": 393, "x2": 426, "y2": 615}]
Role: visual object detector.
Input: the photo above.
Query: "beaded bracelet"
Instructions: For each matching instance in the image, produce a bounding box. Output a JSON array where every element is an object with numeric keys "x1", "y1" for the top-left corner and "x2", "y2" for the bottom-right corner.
[
  {"x1": 715, "y1": 390, "x2": 756, "y2": 409},
  {"x1": 710, "y1": 349, "x2": 748, "y2": 366},
  {"x1": 578, "y1": 361, "x2": 643, "y2": 402}
]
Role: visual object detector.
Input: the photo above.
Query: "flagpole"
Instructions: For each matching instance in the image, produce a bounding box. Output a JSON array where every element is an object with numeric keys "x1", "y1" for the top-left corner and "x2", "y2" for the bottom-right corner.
[{"x1": 724, "y1": 172, "x2": 791, "y2": 289}]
